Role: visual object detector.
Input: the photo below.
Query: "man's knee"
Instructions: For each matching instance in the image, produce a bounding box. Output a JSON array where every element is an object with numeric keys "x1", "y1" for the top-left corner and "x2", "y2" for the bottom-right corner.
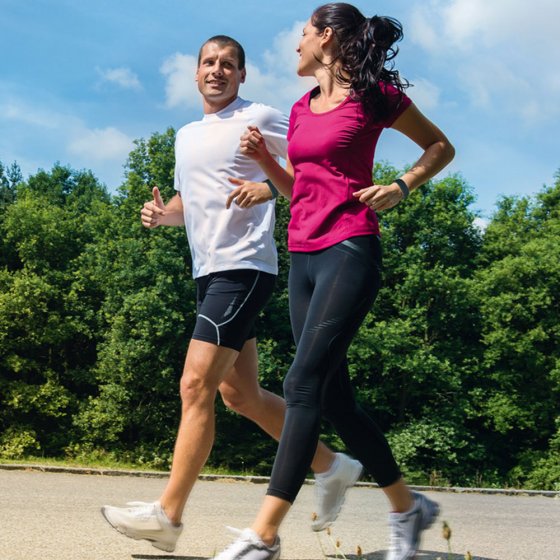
[
  {"x1": 219, "y1": 383, "x2": 259, "y2": 417},
  {"x1": 179, "y1": 369, "x2": 218, "y2": 407}
]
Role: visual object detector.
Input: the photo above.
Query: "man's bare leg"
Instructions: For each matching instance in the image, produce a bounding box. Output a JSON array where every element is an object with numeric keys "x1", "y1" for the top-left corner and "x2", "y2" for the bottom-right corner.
[
  {"x1": 161, "y1": 338, "x2": 334, "y2": 526},
  {"x1": 159, "y1": 339, "x2": 241, "y2": 524},
  {"x1": 102, "y1": 338, "x2": 361, "y2": 549},
  {"x1": 218, "y1": 338, "x2": 334, "y2": 474}
]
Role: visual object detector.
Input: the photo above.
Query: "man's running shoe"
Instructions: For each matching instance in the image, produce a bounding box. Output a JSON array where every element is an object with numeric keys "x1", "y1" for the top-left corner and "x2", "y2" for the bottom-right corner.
[{"x1": 101, "y1": 501, "x2": 182, "y2": 552}]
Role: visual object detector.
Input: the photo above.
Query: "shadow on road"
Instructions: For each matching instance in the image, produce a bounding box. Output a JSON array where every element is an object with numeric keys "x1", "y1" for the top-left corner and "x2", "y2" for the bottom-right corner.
[
  {"x1": 131, "y1": 549, "x2": 497, "y2": 560},
  {"x1": 132, "y1": 555, "x2": 497, "y2": 560},
  {"x1": 131, "y1": 552, "x2": 498, "y2": 560},
  {"x1": 343, "y1": 551, "x2": 497, "y2": 560},
  {"x1": 132, "y1": 555, "x2": 206, "y2": 560}
]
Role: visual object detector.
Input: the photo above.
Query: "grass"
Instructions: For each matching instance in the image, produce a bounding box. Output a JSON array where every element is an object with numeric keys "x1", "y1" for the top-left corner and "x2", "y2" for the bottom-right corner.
[{"x1": 0, "y1": 455, "x2": 245, "y2": 476}]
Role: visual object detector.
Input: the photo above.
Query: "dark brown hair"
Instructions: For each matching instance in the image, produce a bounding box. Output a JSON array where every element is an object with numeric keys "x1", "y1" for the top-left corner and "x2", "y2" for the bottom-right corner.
[
  {"x1": 311, "y1": 3, "x2": 409, "y2": 118},
  {"x1": 197, "y1": 35, "x2": 246, "y2": 70}
]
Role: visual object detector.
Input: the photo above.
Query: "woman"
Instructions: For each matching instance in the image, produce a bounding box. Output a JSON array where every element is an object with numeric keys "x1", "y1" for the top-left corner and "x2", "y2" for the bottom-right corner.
[{"x1": 219, "y1": 4, "x2": 455, "y2": 560}]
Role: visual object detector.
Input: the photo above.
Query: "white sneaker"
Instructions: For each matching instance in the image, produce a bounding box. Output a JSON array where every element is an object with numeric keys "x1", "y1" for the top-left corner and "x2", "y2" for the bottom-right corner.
[
  {"x1": 214, "y1": 527, "x2": 280, "y2": 560},
  {"x1": 386, "y1": 492, "x2": 439, "y2": 560},
  {"x1": 101, "y1": 501, "x2": 182, "y2": 552},
  {"x1": 311, "y1": 452, "x2": 363, "y2": 531}
]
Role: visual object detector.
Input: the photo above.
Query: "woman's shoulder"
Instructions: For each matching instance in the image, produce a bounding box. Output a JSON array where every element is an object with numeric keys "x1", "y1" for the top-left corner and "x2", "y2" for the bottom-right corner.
[
  {"x1": 291, "y1": 86, "x2": 319, "y2": 112},
  {"x1": 377, "y1": 80, "x2": 407, "y2": 99},
  {"x1": 373, "y1": 81, "x2": 412, "y2": 126}
]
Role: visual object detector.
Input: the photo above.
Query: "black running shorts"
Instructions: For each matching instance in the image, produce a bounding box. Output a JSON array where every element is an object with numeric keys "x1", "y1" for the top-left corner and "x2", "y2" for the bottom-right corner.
[{"x1": 192, "y1": 269, "x2": 276, "y2": 352}]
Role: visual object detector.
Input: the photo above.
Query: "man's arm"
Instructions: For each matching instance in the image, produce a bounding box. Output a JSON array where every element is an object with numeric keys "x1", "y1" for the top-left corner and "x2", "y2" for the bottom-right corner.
[
  {"x1": 225, "y1": 178, "x2": 275, "y2": 209},
  {"x1": 140, "y1": 187, "x2": 185, "y2": 228}
]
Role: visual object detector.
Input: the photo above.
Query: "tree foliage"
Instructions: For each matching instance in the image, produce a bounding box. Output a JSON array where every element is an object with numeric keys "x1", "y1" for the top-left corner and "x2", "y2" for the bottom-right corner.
[{"x1": 0, "y1": 143, "x2": 558, "y2": 490}]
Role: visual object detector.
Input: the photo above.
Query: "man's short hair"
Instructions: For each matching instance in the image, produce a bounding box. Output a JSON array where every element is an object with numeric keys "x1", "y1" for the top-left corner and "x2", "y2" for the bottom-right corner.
[{"x1": 197, "y1": 35, "x2": 246, "y2": 70}]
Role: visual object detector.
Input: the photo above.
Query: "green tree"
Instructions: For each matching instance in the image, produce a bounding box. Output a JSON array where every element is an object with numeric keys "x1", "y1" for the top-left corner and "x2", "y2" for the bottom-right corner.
[
  {"x1": 71, "y1": 129, "x2": 195, "y2": 467},
  {"x1": 0, "y1": 161, "x2": 22, "y2": 207},
  {"x1": 347, "y1": 166, "x2": 485, "y2": 484},
  {"x1": 0, "y1": 164, "x2": 112, "y2": 457},
  {"x1": 0, "y1": 161, "x2": 23, "y2": 270},
  {"x1": 2, "y1": 139, "x2": 557, "y2": 490},
  {"x1": 473, "y1": 175, "x2": 560, "y2": 488}
]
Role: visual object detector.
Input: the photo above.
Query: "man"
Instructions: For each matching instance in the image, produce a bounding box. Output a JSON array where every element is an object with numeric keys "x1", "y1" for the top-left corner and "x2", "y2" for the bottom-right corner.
[{"x1": 101, "y1": 35, "x2": 362, "y2": 553}]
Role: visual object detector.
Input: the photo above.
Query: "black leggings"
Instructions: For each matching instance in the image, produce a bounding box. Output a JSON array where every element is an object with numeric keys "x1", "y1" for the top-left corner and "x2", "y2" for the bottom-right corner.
[{"x1": 267, "y1": 235, "x2": 401, "y2": 503}]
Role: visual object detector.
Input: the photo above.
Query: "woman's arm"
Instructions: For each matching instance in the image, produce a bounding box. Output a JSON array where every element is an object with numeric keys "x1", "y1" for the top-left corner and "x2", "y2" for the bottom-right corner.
[
  {"x1": 240, "y1": 126, "x2": 295, "y2": 199},
  {"x1": 391, "y1": 103, "x2": 456, "y2": 189},
  {"x1": 354, "y1": 103, "x2": 455, "y2": 211}
]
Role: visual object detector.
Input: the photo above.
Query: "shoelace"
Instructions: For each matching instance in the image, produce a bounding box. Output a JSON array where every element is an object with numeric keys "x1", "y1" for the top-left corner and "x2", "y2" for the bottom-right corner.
[
  {"x1": 225, "y1": 526, "x2": 256, "y2": 544},
  {"x1": 389, "y1": 525, "x2": 403, "y2": 549},
  {"x1": 390, "y1": 505, "x2": 425, "y2": 555},
  {"x1": 315, "y1": 476, "x2": 328, "y2": 492},
  {"x1": 124, "y1": 501, "x2": 157, "y2": 519},
  {"x1": 214, "y1": 527, "x2": 256, "y2": 559}
]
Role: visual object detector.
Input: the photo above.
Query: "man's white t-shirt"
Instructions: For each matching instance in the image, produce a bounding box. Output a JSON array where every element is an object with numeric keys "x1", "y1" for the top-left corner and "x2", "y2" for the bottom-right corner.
[{"x1": 174, "y1": 97, "x2": 288, "y2": 279}]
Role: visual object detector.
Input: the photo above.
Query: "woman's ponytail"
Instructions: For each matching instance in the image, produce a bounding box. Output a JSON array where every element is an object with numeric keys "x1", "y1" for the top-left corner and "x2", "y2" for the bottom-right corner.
[{"x1": 311, "y1": 3, "x2": 409, "y2": 119}]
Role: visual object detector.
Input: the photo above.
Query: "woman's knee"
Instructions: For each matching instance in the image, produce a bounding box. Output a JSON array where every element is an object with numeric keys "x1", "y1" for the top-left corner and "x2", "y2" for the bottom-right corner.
[{"x1": 283, "y1": 367, "x2": 319, "y2": 408}]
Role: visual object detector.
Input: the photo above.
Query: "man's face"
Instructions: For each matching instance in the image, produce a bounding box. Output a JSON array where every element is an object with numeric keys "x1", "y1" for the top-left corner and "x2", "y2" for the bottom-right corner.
[{"x1": 196, "y1": 42, "x2": 246, "y2": 107}]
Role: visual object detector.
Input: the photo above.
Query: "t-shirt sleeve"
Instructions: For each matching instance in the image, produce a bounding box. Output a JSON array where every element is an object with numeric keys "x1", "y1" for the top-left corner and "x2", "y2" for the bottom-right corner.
[
  {"x1": 173, "y1": 134, "x2": 181, "y2": 192},
  {"x1": 258, "y1": 106, "x2": 289, "y2": 159},
  {"x1": 287, "y1": 105, "x2": 297, "y2": 142},
  {"x1": 380, "y1": 83, "x2": 412, "y2": 128}
]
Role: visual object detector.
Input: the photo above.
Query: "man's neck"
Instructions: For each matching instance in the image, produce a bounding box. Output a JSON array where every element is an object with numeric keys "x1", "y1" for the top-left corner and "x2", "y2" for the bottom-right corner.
[{"x1": 202, "y1": 95, "x2": 238, "y2": 115}]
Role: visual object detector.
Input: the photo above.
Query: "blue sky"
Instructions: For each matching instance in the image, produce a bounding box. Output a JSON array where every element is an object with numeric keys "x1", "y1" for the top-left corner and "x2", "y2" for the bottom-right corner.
[{"x1": 1, "y1": 0, "x2": 559, "y2": 221}]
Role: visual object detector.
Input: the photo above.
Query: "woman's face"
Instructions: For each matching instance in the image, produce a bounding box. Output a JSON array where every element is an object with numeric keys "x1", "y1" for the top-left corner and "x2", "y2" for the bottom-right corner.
[{"x1": 296, "y1": 20, "x2": 324, "y2": 76}]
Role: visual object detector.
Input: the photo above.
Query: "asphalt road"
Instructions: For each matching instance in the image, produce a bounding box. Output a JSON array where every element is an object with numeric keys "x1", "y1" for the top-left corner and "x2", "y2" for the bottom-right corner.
[{"x1": 1, "y1": 468, "x2": 558, "y2": 560}]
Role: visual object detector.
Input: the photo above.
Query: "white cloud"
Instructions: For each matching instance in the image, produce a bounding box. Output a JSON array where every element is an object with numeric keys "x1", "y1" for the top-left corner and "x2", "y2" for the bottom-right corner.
[
  {"x1": 243, "y1": 21, "x2": 316, "y2": 112},
  {"x1": 241, "y1": 64, "x2": 316, "y2": 115},
  {"x1": 262, "y1": 20, "x2": 305, "y2": 72},
  {"x1": 413, "y1": 0, "x2": 560, "y2": 51},
  {"x1": 159, "y1": 22, "x2": 316, "y2": 114},
  {"x1": 409, "y1": 0, "x2": 560, "y2": 123},
  {"x1": 407, "y1": 78, "x2": 440, "y2": 111},
  {"x1": 68, "y1": 127, "x2": 134, "y2": 161},
  {"x1": 440, "y1": 0, "x2": 488, "y2": 47},
  {"x1": 160, "y1": 53, "x2": 199, "y2": 109},
  {"x1": 457, "y1": 56, "x2": 557, "y2": 122},
  {"x1": 473, "y1": 217, "x2": 489, "y2": 232},
  {"x1": 97, "y1": 67, "x2": 142, "y2": 90},
  {"x1": 409, "y1": 7, "x2": 439, "y2": 51},
  {"x1": 1, "y1": 96, "x2": 134, "y2": 165},
  {"x1": 0, "y1": 101, "x2": 59, "y2": 128}
]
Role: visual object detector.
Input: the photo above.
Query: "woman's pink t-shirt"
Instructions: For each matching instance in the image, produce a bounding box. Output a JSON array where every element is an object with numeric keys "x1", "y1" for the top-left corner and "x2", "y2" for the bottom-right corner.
[{"x1": 286, "y1": 85, "x2": 411, "y2": 252}]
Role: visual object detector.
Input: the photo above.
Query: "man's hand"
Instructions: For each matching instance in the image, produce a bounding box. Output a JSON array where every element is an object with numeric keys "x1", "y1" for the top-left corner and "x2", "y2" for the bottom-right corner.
[
  {"x1": 226, "y1": 178, "x2": 273, "y2": 209},
  {"x1": 353, "y1": 183, "x2": 403, "y2": 212},
  {"x1": 141, "y1": 186, "x2": 165, "y2": 228}
]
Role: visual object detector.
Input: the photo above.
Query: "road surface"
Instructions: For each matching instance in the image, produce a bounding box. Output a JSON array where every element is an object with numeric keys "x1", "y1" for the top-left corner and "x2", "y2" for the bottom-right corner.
[{"x1": 1, "y1": 467, "x2": 558, "y2": 559}]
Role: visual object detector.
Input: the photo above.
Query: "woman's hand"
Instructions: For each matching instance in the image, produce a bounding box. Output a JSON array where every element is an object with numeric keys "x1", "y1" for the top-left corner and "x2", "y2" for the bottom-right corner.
[
  {"x1": 240, "y1": 125, "x2": 270, "y2": 162},
  {"x1": 353, "y1": 183, "x2": 403, "y2": 212}
]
